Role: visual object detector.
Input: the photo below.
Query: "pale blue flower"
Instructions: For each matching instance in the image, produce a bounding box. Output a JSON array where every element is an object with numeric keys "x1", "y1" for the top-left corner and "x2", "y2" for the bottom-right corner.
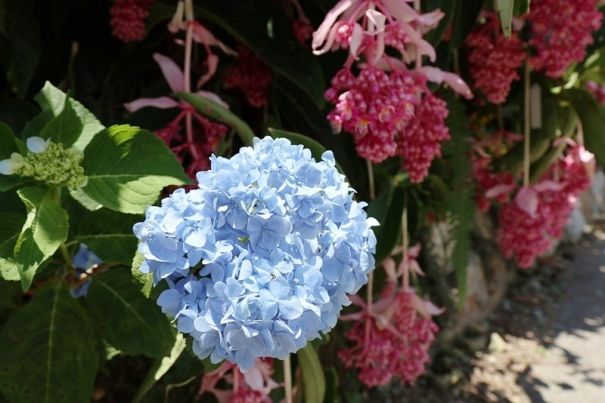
[{"x1": 133, "y1": 137, "x2": 378, "y2": 370}]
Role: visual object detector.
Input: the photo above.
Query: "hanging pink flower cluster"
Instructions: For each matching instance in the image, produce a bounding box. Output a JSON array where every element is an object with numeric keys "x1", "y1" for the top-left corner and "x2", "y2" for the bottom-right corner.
[
  {"x1": 586, "y1": 80, "x2": 605, "y2": 104},
  {"x1": 465, "y1": 13, "x2": 525, "y2": 104},
  {"x1": 396, "y1": 77, "x2": 450, "y2": 183},
  {"x1": 223, "y1": 47, "x2": 272, "y2": 108},
  {"x1": 283, "y1": 0, "x2": 314, "y2": 44},
  {"x1": 527, "y1": 0, "x2": 603, "y2": 78},
  {"x1": 338, "y1": 249, "x2": 441, "y2": 386},
  {"x1": 110, "y1": 0, "x2": 154, "y2": 42},
  {"x1": 198, "y1": 359, "x2": 278, "y2": 403},
  {"x1": 325, "y1": 66, "x2": 419, "y2": 163},
  {"x1": 313, "y1": 0, "x2": 472, "y2": 182},
  {"x1": 125, "y1": 5, "x2": 236, "y2": 178},
  {"x1": 497, "y1": 144, "x2": 594, "y2": 268},
  {"x1": 472, "y1": 131, "x2": 521, "y2": 211}
]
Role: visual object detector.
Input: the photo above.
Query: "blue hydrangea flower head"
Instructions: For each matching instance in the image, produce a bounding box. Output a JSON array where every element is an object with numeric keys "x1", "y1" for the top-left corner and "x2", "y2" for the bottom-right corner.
[{"x1": 133, "y1": 137, "x2": 378, "y2": 369}]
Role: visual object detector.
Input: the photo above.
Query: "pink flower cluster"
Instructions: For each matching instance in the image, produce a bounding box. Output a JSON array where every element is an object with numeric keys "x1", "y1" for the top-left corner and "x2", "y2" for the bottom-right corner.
[
  {"x1": 313, "y1": 0, "x2": 471, "y2": 182},
  {"x1": 223, "y1": 47, "x2": 272, "y2": 108},
  {"x1": 199, "y1": 359, "x2": 278, "y2": 403},
  {"x1": 397, "y1": 83, "x2": 450, "y2": 183},
  {"x1": 339, "y1": 288, "x2": 439, "y2": 387},
  {"x1": 528, "y1": 0, "x2": 603, "y2": 78},
  {"x1": 497, "y1": 144, "x2": 594, "y2": 268},
  {"x1": 466, "y1": 14, "x2": 525, "y2": 104},
  {"x1": 109, "y1": 0, "x2": 154, "y2": 42},
  {"x1": 325, "y1": 66, "x2": 419, "y2": 163}
]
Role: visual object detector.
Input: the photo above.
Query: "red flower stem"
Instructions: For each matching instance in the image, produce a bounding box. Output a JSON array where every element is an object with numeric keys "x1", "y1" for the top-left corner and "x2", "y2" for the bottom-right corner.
[
  {"x1": 183, "y1": 0, "x2": 200, "y2": 160},
  {"x1": 414, "y1": 0, "x2": 422, "y2": 70},
  {"x1": 233, "y1": 366, "x2": 240, "y2": 392}
]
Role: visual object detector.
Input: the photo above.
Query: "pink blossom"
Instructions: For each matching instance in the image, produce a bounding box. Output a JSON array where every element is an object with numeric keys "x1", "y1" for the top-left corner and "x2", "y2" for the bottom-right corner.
[
  {"x1": 109, "y1": 0, "x2": 154, "y2": 43},
  {"x1": 125, "y1": 53, "x2": 228, "y2": 178},
  {"x1": 466, "y1": 13, "x2": 525, "y2": 104},
  {"x1": 223, "y1": 47, "x2": 272, "y2": 108},
  {"x1": 527, "y1": 0, "x2": 602, "y2": 78}
]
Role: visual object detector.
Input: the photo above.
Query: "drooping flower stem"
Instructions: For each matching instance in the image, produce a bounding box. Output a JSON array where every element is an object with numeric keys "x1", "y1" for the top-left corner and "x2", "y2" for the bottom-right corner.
[
  {"x1": 183, "y1": 0, "x2": 200, "y2": 160},
  {"x1": 414, "y1": 0, "x2": 422, "y2": 70},
  {"x1": 233, "y1": 366, "x2": 240, "y2": 392},
  {"x1": 523, "y1": 63, "x2": 531, "y2": 187},
  {"x1": 284, "y1": 355, "x2": 293, "y2": 403}
]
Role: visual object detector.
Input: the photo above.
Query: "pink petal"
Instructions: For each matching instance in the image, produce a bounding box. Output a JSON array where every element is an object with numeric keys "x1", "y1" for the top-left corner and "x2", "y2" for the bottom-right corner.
[
  {"x1": 349, "y1": 23, "x2": 365, "y2": 58},
  {"x1": 192, "y1": 22, "x2": 236, "y2": 55},
  {"x1": 380, "y1": 0, "x2": 418, "y2": 23},
  {"x1": 382, "y1": 257, "x2": 398, "y2": 283},
  {"x1": 485, "y1": 183, "x2": 515, "y2": 199},
  {"x1": 580, "y1": 147, "x2": 595, "y2": 163},
  {"x1": 312, "y1": 0, "x2": 355, "y2": 54},
  {"x1": 348, "y1": 294, "x2": 367, "y2": 308},
  {"x1": 418, "y1": 10, "x2": 444, "y2": 29},
  {"x1": 168, "y1": 1, "x2": 185, "y2": 33},
  {"x1": 196, "y1": 54, "x2": 219, "y2": 88},
  {"x1": 533, "y1": 180, "x2": 565, "y2": 192},
  {"x1": 153, "y1": 53, "x2": 184, "y2": 93},
  {"x1": 408, "y1": 243, "x2": 421, "y2": 258},
  {"x1": 366, "y1": 9, "x2": 386, "y2": 63},
  {"x1": 515, "y1": 186, "x2": 539, "y2": 217},
  {"x1": 243, "y1": 367, "x2": 264, "y2": 391},
  {"x1": 399, "y1": 23, "x2": 436, "y2": 62},
  {"x1": 421, "y1": 66, "x2": 473, "y2": 99},
  {"x1": 124, "y1": 97, "x2": 179, "y2": 112}
]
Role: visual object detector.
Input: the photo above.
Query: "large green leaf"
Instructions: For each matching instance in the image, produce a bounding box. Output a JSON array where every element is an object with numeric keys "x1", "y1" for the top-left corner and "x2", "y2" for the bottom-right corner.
[
  {"x1": 0, "y1": 258, "x2": 20, "y2": 281},
  {"x1": 0, "y1": 213, "x2": 25, "y2": 257},
  {"x1": 177, "y1": 93, "x2": 255, "y2": 145},
  {"x1": 39, "y1": 95, "x2": 83, "y2": 147},
  {"x1": 85, "y1": 268, "x2": 176, "y2": 358},
  {"x1": 68, "y1": 202, "x2": 138, "y2": 264},
  {"x1": 131, "y1": 334, "x2": 187, "y2": 403},
  {"x1": 32, "y1": 82, "x2": 105, "y2": 151},
  {"x1": 442, "y1": 95, "x2": 475, "y2": 305},
  {"x1": 13, "y1": 187, "x2": 69, "y2": 290},
  {"x1": 0, "y1": 283, "x2": 98, "y2": 403},
  {"x1": 298, "y1": 344, "x2": 325, "y2": 403},
  {"x1": 81, "y1": 124, "x2": 189, "y2": 214},
  {"x1": 560, "y1": 89, "x2": 605, "y2": 164}
]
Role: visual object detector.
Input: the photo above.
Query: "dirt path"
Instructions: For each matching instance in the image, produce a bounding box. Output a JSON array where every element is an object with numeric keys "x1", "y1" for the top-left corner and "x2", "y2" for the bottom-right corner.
[{"x1": 468, "y1": 231, "x2": 605, "y2": 402}]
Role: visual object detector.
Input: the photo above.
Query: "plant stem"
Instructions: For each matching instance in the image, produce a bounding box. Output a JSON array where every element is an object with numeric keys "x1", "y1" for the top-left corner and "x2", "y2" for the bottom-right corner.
[
  {"x1": 401, "y1": 207, "x2": 409, "y2": 290},
  {"x1": 183, "y1": 0, "x2": 200, "y2": 160},
  {"x1": 365, "y1": 160, "x2": 375, "y2": 343},
  {"x1": 523, "y1": 63, "x2": 531, "y2": 187},
  {"x1": 283, "y1": 355, "x2": 293, "y2": 403}
]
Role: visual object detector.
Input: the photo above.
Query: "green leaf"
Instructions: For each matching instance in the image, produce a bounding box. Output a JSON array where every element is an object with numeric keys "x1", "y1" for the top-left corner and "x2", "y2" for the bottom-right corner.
[
  {"x1": 0, "y1": 213, "x2": 25, "y2": 256},
  {"x1": 14, "y1": 187, "x2": 69, "y2": 290},
  {"x1": 442, "y1": 95, "x2": 475, "y2": 306},
  {"x1": 323, "y1": 367, "x2": 339, "y2": 403},
  {"x1": 68, "y1": 202, "x2": 138, "y2": 264},
  {"x1": 298, "y1": 344, "x2": 325, "y2": 403},
  {"x1": 0, "y1": 122, "x2": 27, "y2": 192},
  {"x1": 560, "y1": 88, "x2": 605, "y2": 164},
  {"x1": 0, "y1": 258, "x2": 20, "y2": 281},
  {"x1": 450, "y1": 0, "x2": 485, "y2": 47},
  {"x1": 132, "y1": 334, "x2": 187, "y2": 403},
  {"x1": 368, "y1": 185, "x2": 406, "y2": 264},
  {"x1": 33, "y1": 82, "x2": 105, "y2": 151},
  {"x1": 81, "y1": 124, "x2": 189, "y2": 214},
  {"x1": 177, "y1": 93, "x2": 255, "y2": 145},
  {"x1": 496, "y1": 0, "x2": 514, "y2": 37},
  {"x1": 513, "y1": 0, "x2": 530, "y2": 16},
  {"x1": 131, "y1": 251, "x2": 154, "y2": 297},
  {"x1": 85, "y1": 268, "x2": 176, "y2": 358},
  {"x1": 39, "y1": 95, "x2": 83, "y2": 147},
  {"x1": 0, "y1": 283, "x2": 98, "y2": 403}
]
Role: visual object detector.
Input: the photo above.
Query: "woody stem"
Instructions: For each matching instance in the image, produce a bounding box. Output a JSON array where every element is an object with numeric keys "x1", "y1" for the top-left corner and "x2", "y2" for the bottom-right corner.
[
  {"x1": 284, "y1": 355, "x2": 293, "y2": 403},
  {"x1": 183, "y1": 0, "x2": 200, "y2": 160},
  {"x1": 523, "y1": 63, "x2": 531, "y2": 187}
]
